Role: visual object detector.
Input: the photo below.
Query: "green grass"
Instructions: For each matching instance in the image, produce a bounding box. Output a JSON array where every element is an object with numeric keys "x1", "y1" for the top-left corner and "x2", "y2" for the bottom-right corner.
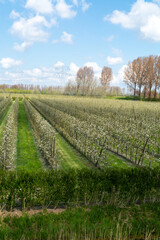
[
  {"x1": 16, "y1": 102, "x2": 42, "y2": 171},
  {"x1": 117, "y1": 95, "x2": 160, "y2": 102},
  {"x1": 105, "y1": 151, "x2": 136, "y2": 169},
  {"x1": 1, "y1": 204, "x2": 160, "y2": 240},
  {"x1": 56, "y1": 133, "x2": 134, "y2": 170},
  {"x1": 56, "y1": 133, "x2": 94, "y2": 170}
]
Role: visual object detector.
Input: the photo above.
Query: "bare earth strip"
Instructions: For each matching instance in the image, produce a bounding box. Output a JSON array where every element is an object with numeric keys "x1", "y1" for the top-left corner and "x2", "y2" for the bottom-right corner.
[{"x1": 0, "y1": 209, "x2": 65, "y2": 219}]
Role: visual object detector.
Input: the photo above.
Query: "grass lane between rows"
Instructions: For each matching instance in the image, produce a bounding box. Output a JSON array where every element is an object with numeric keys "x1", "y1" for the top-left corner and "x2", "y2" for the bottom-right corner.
[
  {"x1": 56, "y1": 133, "x2": 94, "y2": 170},
  {"x1": 16, "y1": 101, "x2": 43, "y2": 171}
]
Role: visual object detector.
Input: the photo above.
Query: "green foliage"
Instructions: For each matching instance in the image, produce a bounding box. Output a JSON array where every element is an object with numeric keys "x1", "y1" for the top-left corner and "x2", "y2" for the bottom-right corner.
[{"x1": 0, "y1": 168, "x2": 160, "y2": 210}]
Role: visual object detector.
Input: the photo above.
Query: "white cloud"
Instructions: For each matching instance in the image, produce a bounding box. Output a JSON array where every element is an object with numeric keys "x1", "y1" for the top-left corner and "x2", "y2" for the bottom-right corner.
[
  {"x1": 140, "y1": 15, "x2": 160, "y2": 41},
  {"x1": 13, "y1": 41, "x2": 33, "y2": 52},
  {"x1": 84, "y1": 62, "x2": 102, "y2": 72},
  {"x1": 69, "y1": 62, "x2": 79, "y2": 74},
  {"x1": 54, "y1": 61, "x2": 65, "y2": 68},
  {"x1": 0, "y1": 62, "x2": 126, "y2": 87},
  {"x1": 61, "y1": 32, "x2": 73, "y2": 44},
  {"x1": 72, "y1": 0, "x2": 78, "y2": 6},
  {"x1": 67, "y1": 62, "x2": 79, "y2": 81},
  {"x1": 55, "y1": 0, "x2": 77, "y2": 19},
  {"x1": 81, "y1": 0, "x2": 91, "y2": 12},
  {"x1": 111, "y1": 65, "x2": 127, "y2": 85},
  {"x1": 10, "y1": 15, "x2": 51, "y2": 43},
  {"x1": 24, "y1": 68, "x2": 42, "y2": 77},
  {"x1": 10, "y1": 10, "x2": 20, "y2": 19},
  {"x1": 0, "y1": 58, "x2": 22, "y2": 69},
  {"x1": 25, "y1": 0, "x2": 54, "y2": 14},
  {"x1": 111, "y1": 74, "x2": 118, "y2": 85},
  {"x1": 106, "y1": 0, "x2": 160, "y2": 42},
  {"x1": 107, "y1": 56, "x2": 123, "y2": 65}
]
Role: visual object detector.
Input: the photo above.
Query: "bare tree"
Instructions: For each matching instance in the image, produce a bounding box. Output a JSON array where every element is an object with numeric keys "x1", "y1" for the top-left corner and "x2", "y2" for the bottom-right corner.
[
  {"x1": 65, "y1": 80, "x2": 76, "y2": 95},
  {"x1": 123, "y1": 61, "x2": 138, "y2": 98},
  {"x1": 136, "y1": 57, "x2": 147, "y2": 97},
  {"x1": 76, "y1": 68, "x2": 83, "y2": 93},
  {"x1": 146, "y1": 56, "x2": 155, "y2": 99},
  {"x1": 100, "y1": 67, "x2": 112, "y2": 92},
  {"x1": 124, "y1": 56, "x2": 160, "y2": 99},
  {"x1": 76, "y1": 66, "x2": 94, "y2": 95},
  {"x1": 153, "y1": 56, "x2": 160, "y2": 98}
]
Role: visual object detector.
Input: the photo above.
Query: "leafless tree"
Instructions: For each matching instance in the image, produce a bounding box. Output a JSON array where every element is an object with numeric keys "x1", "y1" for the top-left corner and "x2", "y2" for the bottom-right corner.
[
  {"x1": 124, "y1": 61, "x2": 138, "y2": 97},
  {"x1": 76, "y1": 66, "x2": 95, "y2": 95},
  {"x1": 100, "y1": 67, "x2": 112, "y2": 92},
  {"x1": 124, "y1": 55, "x2": 160, "y2": 99}
]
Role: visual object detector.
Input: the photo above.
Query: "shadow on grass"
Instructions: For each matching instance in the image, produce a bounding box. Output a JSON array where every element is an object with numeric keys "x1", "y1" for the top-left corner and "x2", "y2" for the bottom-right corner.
[{"x1": 117, "y1": 96, "x2": 160, "y2": 102}]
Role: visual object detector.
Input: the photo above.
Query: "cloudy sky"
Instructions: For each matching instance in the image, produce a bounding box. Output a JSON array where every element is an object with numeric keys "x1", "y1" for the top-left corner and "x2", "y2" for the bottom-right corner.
[{"x1": 0, "y1": 0, "x2": 160, "y2": 87}]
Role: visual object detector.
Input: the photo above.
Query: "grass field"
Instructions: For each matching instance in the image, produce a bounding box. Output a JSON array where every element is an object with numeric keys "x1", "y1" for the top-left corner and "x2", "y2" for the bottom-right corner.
[{"x1": 1, "y1": 203, "x2": 160, "y2": 240}]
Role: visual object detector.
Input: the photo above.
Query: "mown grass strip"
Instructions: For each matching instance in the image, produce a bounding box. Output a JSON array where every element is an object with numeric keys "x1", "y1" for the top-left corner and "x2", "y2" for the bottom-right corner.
[
  {"x1": 57, "y1": 134, "x2": 135, "y2": 170},
  {"x1": 16, "y1": 102, "x2": 42, "y2": 171},
  {"x1": 56, "y1": 133, "x2": 93, "y2": 170}
]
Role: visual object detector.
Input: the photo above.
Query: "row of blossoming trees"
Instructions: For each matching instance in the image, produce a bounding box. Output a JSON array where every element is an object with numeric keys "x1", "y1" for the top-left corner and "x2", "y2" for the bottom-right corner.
[{"x1": 124, "y1": 55, "x2": 160, "y2": 99}]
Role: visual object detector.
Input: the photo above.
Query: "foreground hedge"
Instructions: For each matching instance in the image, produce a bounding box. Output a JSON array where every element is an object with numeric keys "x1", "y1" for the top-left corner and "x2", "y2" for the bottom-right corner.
[{"x1": 0, "y1": 168, "x2": 160, "y2": 210}]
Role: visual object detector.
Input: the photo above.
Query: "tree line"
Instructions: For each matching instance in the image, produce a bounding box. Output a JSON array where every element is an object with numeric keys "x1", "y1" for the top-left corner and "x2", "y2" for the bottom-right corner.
[
  {"x1": 65, "y1": 66, "x2": 123, "y2": 96},
  {"x1": 124, "y1": 55, "x2": 160, "y2": 99},
  {"x1": 3, "y1": 55, "x2": 160, "y2": 99},
  {"x1": 65, "y1": 55, "x2": 160, "y2": 99},
  {"x1": 0, "y1": 84, "x2": 63, "y2": 95}
]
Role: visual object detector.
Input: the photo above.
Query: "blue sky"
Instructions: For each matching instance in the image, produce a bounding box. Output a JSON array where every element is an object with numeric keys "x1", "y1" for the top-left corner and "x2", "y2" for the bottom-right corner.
[{"x1": 0, "y1": 0, "x2": 160, "y2": 87}]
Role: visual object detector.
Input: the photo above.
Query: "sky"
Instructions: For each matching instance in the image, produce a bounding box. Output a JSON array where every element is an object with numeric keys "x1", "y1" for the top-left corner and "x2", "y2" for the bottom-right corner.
[{"x1": 0, "y1": 0, "x2": 160, "y2": 87}]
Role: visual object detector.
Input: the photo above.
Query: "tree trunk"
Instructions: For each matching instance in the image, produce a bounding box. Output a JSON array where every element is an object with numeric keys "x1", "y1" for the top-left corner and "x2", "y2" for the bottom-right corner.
[
  {"x1": 143, "y1": 87, "x2": 146, "y2": 99},
  {"x1": 138, "y1": 85, "x2": 141, "y2": 98},
  {"x1": 133, "y1": 88, "x2": 136, "y2": 98},
  {"x1": 154, "y1": 85, "x2": 157, "y2": 99},
  {"x1": 148, "y1": 86, "x2": 152, "y2": 99}
]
